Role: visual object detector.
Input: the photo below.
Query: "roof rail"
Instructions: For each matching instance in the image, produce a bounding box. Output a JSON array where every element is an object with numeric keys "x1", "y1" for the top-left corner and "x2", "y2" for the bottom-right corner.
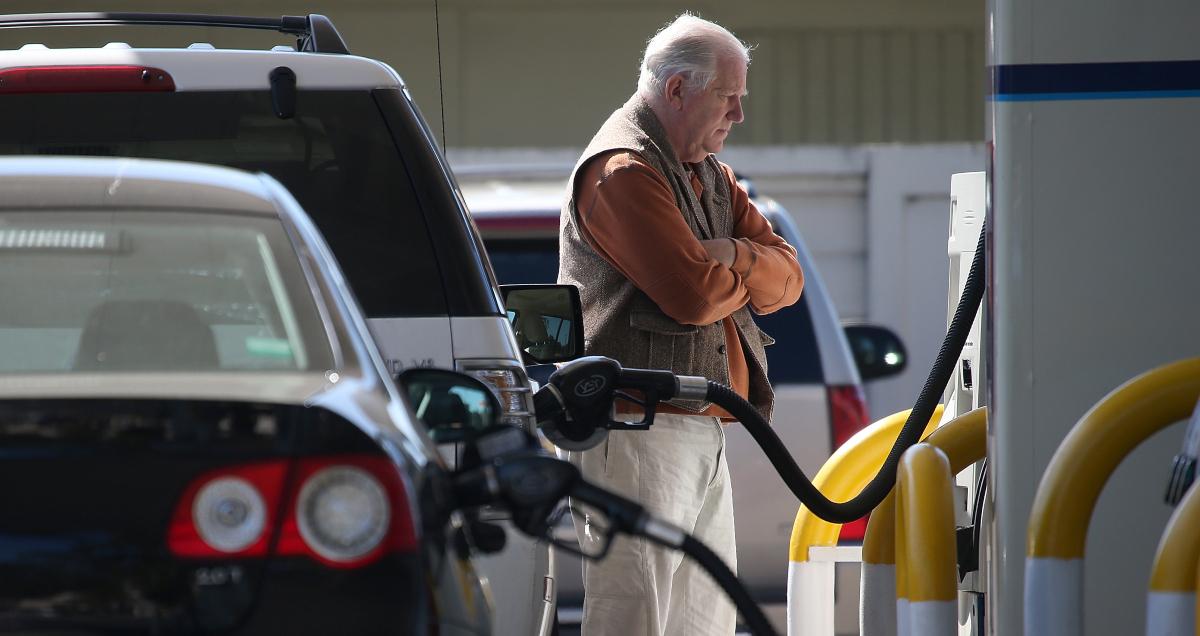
[{"x1": 0, "y1": 13, "x2": 349, "y2": 54}]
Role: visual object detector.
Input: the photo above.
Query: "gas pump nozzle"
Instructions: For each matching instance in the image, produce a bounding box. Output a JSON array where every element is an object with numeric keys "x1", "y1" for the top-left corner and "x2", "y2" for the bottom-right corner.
[{"x1": 532, "y1": 356, "x2": 708, "y2": 451}]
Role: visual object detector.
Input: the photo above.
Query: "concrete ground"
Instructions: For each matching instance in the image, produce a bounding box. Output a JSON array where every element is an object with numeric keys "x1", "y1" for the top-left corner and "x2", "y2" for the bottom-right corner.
[{"x1": 555, "y1": 562, "x2": 861, "y2": 635}]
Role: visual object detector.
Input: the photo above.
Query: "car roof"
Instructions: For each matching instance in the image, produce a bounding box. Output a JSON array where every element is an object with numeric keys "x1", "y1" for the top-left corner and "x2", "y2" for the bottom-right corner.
[
  {"x1": 0, "y1": 12, "x2": 399, "y2": 89},
  {"x1": 461, "y1": 177, "x2": 567, "y2": 218},
  {"x1": 0, "y1": 48, "x2": 403, "y2": 90},
  {"x1": 0, "y1": 156, "x2": 279, "y2": 213},
  {"x1": 460, "y1": 174, "x2": 790, "y2": 225}
]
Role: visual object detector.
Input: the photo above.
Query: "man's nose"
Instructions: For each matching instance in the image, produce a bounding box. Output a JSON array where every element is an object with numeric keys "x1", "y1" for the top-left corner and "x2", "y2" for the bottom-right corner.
[{"x1": 729, "y1": 96, "x2": 744, "y2": 124}]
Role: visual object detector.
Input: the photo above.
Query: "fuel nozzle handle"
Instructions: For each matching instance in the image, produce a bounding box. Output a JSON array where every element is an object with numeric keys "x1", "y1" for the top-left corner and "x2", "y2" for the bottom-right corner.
[
  {"x1": 532, "y1": 357, "x2": 709, "y2": 450},
  {"x1": 532, "y1": 356, "x2": 622, "y2": 449},
  {"x1": 542, "y1": 355, "x2": 708, "y2": 404}
]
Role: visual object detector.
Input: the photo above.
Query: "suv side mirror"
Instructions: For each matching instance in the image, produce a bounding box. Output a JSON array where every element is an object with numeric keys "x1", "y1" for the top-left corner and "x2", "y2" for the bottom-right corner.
[
  {"x1": 842, "y1": 323, "x2": 908, "y2": 382},
  {"x1": 396, "y1": 368, "x2": 502, "y2": 444},
  {"x1": 499, "y1": 284, "x2": 585, "y2": 365}
]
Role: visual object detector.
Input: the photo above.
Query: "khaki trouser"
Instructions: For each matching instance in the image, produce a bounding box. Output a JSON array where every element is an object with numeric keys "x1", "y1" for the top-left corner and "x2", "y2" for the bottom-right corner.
[{"x1": 567, "y1": 413, "x2": 737, "y2": 636}]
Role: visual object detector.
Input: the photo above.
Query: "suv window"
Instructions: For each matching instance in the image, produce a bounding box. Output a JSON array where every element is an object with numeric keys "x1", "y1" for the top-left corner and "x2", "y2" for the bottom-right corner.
[
  {"x1": 483, "y1": 231, "x2": 824, "y2": 384},
  {"x1": 0, "y1": 90, "x2": 448, "y2": 318},
  {"x1": 0, "y1": 210, "x2": 334, "y2": 373}
]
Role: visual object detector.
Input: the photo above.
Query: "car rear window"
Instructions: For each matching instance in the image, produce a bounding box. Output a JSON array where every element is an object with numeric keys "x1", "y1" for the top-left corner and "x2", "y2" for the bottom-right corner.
[
  {"x1": 0, "y1": 210, "x2": 334, "y2": 373},
  {"x1": 0, "y1": 90, "x2": 445, "y2": 317},
  {"x1": 483, "y1": 234, "x2": 824, "y2": 384}
]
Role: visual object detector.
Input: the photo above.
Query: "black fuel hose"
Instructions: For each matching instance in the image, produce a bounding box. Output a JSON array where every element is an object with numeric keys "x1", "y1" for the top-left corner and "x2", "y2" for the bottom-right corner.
[
  {"x1": 709, "y1": 219, "x2": 987, "y2": 523},
  {"x1": 668, "y1": 534, "x2": 777, "y2": 636},
  {"x1": 571, "y1": 479, "x2": 779, "y2": 636}
]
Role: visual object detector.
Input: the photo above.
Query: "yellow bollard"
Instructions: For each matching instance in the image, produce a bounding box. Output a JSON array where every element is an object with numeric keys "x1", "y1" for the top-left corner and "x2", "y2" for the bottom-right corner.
[
  {"x1": 786, "y1": 406, "x2": 943, "y2": 636},
  {"x1": 1146, "y1": 482, "x2": 1200, "y2": 634},
  {"x1": 861, "y1": 490, "x2": 899, "y2": 636},
  {"x1": 894, "y1": 487, "x2": 909, "y2": 636},
  {"x1": 860, "y1": 407, "x2": 987, "y2": 636},
  {"x1": 1025, "y1": 357, "x2": 1200, "y2": 636},
  {"x1": 896, "y1": 443, "x2": 958, "y2": 636}
]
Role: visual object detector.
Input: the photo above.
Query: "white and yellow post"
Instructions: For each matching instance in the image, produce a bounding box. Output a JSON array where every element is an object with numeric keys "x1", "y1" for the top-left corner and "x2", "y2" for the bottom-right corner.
[
  {"x1": 1025, "y1": 358, "x2": 1200, "y2": 636},
  {"x1": 786, "y1": 406, "x2": 942, "y2": 635},
  {"x1": 860, "y1": 407, "x2": 986, "y2": 636},
  {"x1": 861, "y1": 488, "x2": 898, "y2": 636},
  {"x1": 896, "y1": 443, "x2": 958, "y2": 636},
  {"x1": 1146, "y1": 480, "x2": 1200, "y2": 634}
]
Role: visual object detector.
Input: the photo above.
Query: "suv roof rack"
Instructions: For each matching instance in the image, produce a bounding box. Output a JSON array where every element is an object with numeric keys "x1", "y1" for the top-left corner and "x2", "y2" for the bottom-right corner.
[{"x1": 0, "y1": 12, "x2": 349, "y2": 55}]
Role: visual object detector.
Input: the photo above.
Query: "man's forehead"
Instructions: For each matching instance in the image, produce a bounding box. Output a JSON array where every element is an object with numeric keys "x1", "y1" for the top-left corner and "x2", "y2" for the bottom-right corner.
[
  {"x1": 711, "y1": 77, "x2": 748, "y2": 96},
  {"x1": 711, "y1": 56, "x2": 749, "y2": 94}
]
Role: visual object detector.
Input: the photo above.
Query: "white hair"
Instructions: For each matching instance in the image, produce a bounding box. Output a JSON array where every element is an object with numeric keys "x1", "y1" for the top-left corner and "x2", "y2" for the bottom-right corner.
[{"x1": 637, "y1": 14, "x2": 751, "y2": 100}]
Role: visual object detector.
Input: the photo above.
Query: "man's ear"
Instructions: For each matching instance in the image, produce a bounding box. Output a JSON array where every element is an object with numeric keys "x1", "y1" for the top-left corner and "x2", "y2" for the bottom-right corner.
[{"x1": 664, "y1": 73, "x2": 686, "y2": 110}]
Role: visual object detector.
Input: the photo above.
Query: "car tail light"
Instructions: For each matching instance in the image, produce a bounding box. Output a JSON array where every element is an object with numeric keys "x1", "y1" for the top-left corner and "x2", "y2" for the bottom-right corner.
[
  {"x1": 295, "y1": 466, "x2": 389, "y2": 562},
  {"x1": 168, "y1": 460, "x2": 288, "y2": 558},
  {"x1": 458, "y1": 361, "x2": 535, "y2": 429},
  {"x1": 0, "y1": 65, "x2": 175, "y2": 93},
  {"x1": 168, "y1": 455, "x2": 416, "y2": 568},
  {"x1": 828, "y1": 384, "x2": 871, "y2": 541},
  {"x1": 276, "y1": 456, "x2": 416, "y2": 568}
]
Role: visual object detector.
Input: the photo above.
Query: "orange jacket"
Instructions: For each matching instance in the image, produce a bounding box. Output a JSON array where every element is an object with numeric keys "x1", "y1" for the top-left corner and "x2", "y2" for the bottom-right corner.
[{"x1": 575, "y1": 150, "x2": 804, "y2": 418}]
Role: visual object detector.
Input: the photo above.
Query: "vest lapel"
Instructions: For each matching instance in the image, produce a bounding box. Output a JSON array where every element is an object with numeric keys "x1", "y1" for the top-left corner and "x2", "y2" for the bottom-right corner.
[
  {"x1": 696, "y1": 160, "x2": 731, "y2": 237},
  {"x1": 673, "y1": 170, "x2": 714, "y2": 239},
  {"x1": 630, "y1": 101, "x2": 717, "y2": 240}
]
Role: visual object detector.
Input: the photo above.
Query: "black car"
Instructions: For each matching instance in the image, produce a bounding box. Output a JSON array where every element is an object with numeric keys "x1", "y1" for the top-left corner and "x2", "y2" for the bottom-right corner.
[{"x1": 0, "y1": 157, "x2": 496, "y2": 634}]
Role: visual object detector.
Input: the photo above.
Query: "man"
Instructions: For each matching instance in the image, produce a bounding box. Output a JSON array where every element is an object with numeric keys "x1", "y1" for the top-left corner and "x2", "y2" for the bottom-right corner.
[{"x1": 558, "y1": 13, "x2": 804, "y2": 636}]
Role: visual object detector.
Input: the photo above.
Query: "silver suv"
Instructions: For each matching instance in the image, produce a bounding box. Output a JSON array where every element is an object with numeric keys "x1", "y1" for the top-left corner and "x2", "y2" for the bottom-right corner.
[
  {"x1": 0, "y1": 13, "x2": 558, "y2": 636},
  {"x1": 458, "y1": 170, "x2": 906, "y2": 623}
]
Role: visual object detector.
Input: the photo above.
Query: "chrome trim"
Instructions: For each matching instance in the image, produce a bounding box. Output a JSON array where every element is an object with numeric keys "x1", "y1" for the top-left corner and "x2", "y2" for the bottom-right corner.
[
  {"x1": 676, "y1": 375, "x2": 710, "y2": 401},
  {"x1": 483, "y1": 465, "x2": 500, "y2": 497},
  {"x1": 455, "y1": 358, "x2": 538, "y2": 428}
]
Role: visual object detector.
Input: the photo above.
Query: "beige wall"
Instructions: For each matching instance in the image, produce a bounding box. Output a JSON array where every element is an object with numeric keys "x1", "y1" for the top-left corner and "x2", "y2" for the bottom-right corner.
[{"x1": 0, "y1": 1, "x2": 985, "y2": 147}]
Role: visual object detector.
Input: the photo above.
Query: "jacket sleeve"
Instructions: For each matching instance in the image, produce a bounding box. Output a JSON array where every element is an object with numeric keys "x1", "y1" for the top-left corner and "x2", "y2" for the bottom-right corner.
[
  {"x1": 575, "y1": 152, "x2": 752, "y2": 325},
  {"x1": 722, "y1": 163, "x2": 805, "y2": 315}
]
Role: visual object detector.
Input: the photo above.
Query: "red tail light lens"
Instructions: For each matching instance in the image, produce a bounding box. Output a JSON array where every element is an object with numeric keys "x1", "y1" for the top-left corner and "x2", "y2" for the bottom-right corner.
[
  {"x1": 0, "y1": 65, "x2": 175, "y2": 94},
  {"x1": 168, "y1": 454, "x2": 417, "y2": 567},
  {"x1": 167, "y1": 460, "x2": 288, "y2": 558},
  {"x1": 828, "y1": 384, "x2": 870, "y2": 541},
  {"x1": 277, "y1": 455, "x2": 417, "y2": 568},
  {"x1": 828, "y1": 385, "x2": 869, "y2": 450}
]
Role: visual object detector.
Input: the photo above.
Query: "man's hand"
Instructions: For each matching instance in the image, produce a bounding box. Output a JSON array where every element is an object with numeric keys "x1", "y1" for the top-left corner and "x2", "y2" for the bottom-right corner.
[{"x1": 700, "y1": 238, "x2": 737, "y2": 268}]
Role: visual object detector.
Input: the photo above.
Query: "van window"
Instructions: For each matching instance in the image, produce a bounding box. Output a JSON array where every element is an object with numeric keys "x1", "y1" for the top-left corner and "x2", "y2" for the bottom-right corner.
[
  {"x1": 0, "y1": 90, "x2": 444, "y2": 318},
  {"x1": 483, "y1": 236, "x2": 824, "y2": 384}
]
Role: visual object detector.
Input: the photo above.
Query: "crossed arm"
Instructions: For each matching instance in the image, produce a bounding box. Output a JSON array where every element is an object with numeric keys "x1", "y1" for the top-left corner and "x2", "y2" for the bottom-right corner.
[{"x1": 575, "y1": 151, "x2": 804, "y2": 325}]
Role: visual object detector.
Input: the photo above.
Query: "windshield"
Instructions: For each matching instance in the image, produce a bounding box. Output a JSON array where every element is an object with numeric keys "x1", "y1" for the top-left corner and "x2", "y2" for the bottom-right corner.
[
  {"x1": 0, "y1": 210, "x2": 334, "y2": 374},
  {"x1": 0, "y1": 90, "x2": 445, "y2": 317}
]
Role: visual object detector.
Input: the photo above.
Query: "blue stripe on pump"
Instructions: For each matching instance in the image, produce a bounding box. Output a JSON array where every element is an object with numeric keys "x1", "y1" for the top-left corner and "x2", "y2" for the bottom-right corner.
[{"x1": 991, "y1": 60, "x2": 1200, "y2": 101}]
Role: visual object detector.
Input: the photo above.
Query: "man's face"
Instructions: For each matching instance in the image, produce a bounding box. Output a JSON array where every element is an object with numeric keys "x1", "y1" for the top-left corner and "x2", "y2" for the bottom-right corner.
[{"x1": 676, "y1": 53, "x2": 747, "y2": 162}]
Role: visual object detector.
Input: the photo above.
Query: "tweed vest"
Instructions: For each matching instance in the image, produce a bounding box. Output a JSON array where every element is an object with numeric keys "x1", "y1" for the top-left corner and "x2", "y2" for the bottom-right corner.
[{"x1": 558, "y1": 96, "x2": 774, "y2": 420}]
